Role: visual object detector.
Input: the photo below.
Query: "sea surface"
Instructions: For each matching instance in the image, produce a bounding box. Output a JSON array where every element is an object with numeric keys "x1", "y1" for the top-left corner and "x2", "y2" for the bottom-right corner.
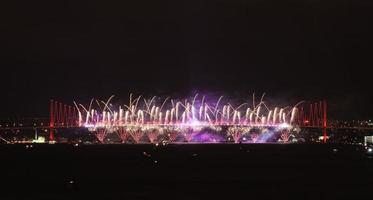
[{"x1": 0, "y1": 143, "x2": 372, "y2": 200}]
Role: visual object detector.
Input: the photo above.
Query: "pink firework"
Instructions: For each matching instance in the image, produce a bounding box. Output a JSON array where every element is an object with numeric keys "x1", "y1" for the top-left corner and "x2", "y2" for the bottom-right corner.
[
  {"x1": 251, "y1": 133, "x2": 259, "y2": 143},
  {"x1": 74, "y1": 94, "x2": 306, "y2": 129},
  {"x1": 130, "y1": 130, "x2": 143, "y2": 143},
  {"x1": 228, "y1": 129, "x2": 242, "y2": 143},
  {"x1": 95, "y1": 129, "x2": 107, "y2": 143},
  {"x1": 280, "y1": 131, "x2": 291, "y2": 143},
  {"x1": 182, "y1": 128, "x2": 194, "y2": 142},
  {"x1": 166, "y1": 130, "x2": 179, "y2": 142},
  {"x1": 147, "y1": 130, "x2": 158, "y2": 143},
  {"x1": 184, "y1": 133, "x2": 193, "y2": 142},
  {"x1": 117, "y1": 128, "x2": 130, "y2": 143}
]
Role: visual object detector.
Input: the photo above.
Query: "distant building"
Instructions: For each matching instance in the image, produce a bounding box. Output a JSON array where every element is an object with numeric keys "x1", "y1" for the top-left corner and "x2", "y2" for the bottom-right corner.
[{"x1": 364, "y1": 136, "x2": 373, "y2": 146}]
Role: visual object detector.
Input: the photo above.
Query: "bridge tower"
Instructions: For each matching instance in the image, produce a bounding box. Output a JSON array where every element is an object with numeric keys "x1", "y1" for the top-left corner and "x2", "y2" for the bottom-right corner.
[
  {"x1": 298, "y1": 100, "x2": 328, "y2": 143},
  {"x1": 49, "y1": 100, "x2": 55, "y2": 141},
  {"x1": 49, "y1": 100, "x2": 79, "y2": 141},
  {"x1": 323, "y1": 100, "x2": 327, "y2": 143}
]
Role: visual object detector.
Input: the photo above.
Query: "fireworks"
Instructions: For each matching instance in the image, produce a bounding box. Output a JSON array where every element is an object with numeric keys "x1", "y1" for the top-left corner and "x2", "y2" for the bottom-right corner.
[
  {"x1": 70, "y1": 93, "x2": 304, "y2": 144},
  {"x1": 74, "y1": 93, "x2": 301, "y2": 129}
]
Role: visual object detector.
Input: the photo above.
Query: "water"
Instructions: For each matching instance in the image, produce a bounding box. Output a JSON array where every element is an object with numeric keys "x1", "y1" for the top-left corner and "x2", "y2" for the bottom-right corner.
[{"x1": 0, "y1": 143, "x2": 372, "y2": 199}]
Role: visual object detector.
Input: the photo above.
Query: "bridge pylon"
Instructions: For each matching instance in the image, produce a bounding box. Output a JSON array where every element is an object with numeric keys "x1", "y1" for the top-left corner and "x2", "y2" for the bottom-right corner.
[{"x1": 49, "y1": 99, "x2": 78, "y2": 141}]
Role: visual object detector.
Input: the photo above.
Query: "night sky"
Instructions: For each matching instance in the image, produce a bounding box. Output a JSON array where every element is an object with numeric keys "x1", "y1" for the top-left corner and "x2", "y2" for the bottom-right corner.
[{"x1": 1, "y1": 0, "x2": 372, "y2": 119}]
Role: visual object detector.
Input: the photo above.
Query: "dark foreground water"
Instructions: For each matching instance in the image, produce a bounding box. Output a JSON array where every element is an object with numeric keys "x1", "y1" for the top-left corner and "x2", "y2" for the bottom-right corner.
[{"x1": 0, "y1": 144, "x2": 372, "y2": 200}]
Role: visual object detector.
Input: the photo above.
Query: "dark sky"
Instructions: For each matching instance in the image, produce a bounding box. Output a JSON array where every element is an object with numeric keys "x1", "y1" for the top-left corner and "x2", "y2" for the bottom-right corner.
[{"x1": 1, "y1": 0, "x2": 372, "y2": 119}]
